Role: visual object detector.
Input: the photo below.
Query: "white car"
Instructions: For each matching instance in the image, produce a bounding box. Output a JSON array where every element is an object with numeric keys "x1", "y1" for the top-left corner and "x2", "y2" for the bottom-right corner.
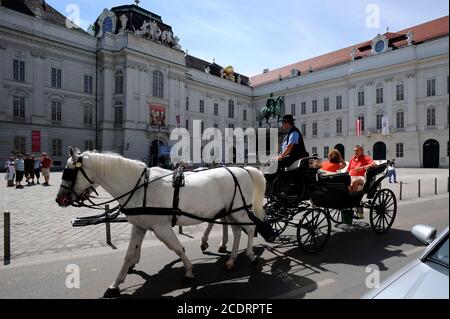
[{"x1": 363, "y1": 225, "x2": 449, "y2": 299}]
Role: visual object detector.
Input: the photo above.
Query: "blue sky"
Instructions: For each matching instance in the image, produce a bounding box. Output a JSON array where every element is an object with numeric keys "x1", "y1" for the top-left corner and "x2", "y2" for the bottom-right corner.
[{"x1": 47, "y1": 0, "x2": 449, "y2": 77}]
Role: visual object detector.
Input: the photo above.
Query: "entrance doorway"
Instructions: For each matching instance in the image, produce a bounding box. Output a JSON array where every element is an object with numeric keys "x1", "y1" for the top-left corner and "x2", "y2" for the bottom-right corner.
[
  {"x1": 373, "y1": 142, "x2": 387, "y2": 160},
  {"x1": 423, "y1": 139, "x2": 440, "y2": 168}
]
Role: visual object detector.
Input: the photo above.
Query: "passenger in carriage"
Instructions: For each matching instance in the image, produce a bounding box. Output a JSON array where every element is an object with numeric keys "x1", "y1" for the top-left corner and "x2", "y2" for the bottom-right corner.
[
  {"x1": 319, "y1": 149, "x2": 347, "y2": 173},
  {"x1": 347, "y1": 145, "x2": 377, "y2": 193}
]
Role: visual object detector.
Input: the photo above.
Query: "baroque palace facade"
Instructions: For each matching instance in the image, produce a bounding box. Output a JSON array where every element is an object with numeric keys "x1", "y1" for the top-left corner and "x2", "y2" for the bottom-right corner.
[{"x1": 0, "y1": 1, "x2": 448, "y2": 169}]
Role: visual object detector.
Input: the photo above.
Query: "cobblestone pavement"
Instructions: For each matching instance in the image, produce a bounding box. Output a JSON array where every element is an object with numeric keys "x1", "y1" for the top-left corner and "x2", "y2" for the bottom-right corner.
[{"x1": 0, "y1": 168, "x2": 448, "y2": 261}]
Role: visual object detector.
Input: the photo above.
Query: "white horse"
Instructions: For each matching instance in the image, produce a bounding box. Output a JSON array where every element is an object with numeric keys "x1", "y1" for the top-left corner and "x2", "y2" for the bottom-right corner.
[{"x1": 56, "y1": 148, "x2": 266, "y2": 298}]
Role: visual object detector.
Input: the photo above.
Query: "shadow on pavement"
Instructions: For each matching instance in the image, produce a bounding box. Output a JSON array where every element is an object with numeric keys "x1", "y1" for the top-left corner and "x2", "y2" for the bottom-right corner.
[{"x1": 115, "y1": 247, "x2": 317, "y2": 299}]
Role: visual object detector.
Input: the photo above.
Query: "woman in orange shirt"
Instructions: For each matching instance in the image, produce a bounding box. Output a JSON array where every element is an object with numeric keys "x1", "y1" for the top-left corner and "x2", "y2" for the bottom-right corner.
[{"x1": 320, "y1": 149, "x2": 347, "y2": 173}]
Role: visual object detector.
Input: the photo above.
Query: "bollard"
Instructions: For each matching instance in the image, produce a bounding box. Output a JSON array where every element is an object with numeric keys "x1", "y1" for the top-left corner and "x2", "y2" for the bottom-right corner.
[
  {"x1": 105, "y1": 205, "x2": 112, "y2": 245},
  {"x1": 435, "y1": 178, "x2": 438, "y2": 195},
  {"x1": 399, "y1": 182, "x2": 403, "y2": 201},
  {"x1": 418, "y1": 179, "x2": 421, "y2": 198},
  {"x1": 4, "y1": 212, "x2": 11, "y2": 260}
]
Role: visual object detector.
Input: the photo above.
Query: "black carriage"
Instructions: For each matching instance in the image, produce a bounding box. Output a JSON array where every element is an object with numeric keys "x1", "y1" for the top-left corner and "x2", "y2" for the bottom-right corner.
[{"x1": 263, "y1": 157, "x2": 397, "y2": 253}]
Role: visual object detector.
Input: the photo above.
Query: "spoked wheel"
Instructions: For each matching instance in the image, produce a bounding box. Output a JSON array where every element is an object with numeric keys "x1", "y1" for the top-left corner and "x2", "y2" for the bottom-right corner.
[
  {"x1": 370, "y1": 189, "x2": 397, "y2": 233},
  {"x1": 264, "y1": 200, "x2": 289, "y2": 236},
  {"x1": 297, "y1": 208, "x2": 331, "y2": 253},
  {"x1": 327, "y1": 208, "x2": 342, "y2": 224}
]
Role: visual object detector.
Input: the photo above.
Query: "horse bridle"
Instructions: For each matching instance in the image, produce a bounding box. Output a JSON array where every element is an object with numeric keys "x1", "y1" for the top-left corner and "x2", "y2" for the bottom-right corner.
[{"x1": 60, "y1": 157, "x2": 99, "y2": 207}]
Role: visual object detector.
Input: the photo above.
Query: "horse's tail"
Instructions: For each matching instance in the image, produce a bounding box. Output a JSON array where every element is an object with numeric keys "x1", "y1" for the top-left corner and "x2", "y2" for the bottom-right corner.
[{"x1": 244, "y1": 166, "x2": 266, "y2": 221}]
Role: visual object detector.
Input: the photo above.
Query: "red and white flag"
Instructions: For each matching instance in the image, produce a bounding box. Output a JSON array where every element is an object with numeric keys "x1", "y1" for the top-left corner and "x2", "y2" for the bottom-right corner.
[{"x1": 356, "y1": 119, "x2": 362, "y2": 137}]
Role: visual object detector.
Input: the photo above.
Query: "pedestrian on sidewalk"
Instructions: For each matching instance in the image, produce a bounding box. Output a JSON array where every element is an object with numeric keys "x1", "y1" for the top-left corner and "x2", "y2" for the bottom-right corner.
[
  {"x1": 24, "y1": 153, "x2": 35, "y2": 185},
  {"x1": 41, "y1": 152, "x2": 53, "y2": 186},
  {"x1": 33, "y1": 155, "x2": 42, "y2": 184},
  {"x1": 5, "y1": 156, "x2": 16, "y2": 187},
  {"x1": 387, "y1": 159, "x2": 398, "y2": 183},
  {"x1": 14, "y1": 154, "x2": 25, "y2": 189}
]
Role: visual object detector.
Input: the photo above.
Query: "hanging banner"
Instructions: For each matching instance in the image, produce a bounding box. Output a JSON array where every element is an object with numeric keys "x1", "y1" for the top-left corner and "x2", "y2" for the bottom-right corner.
[
  {"x1": 149, "y1": 104, "x2": 167, "y2": 127},
  {"x1": 31, "y1": 131, "x2": 41, "y2": 152}
]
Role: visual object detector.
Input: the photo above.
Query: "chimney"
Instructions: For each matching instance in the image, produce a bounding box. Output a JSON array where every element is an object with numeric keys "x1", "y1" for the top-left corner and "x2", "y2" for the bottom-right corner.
[{"x1": 263, "y1": 68, "x2": 269, "y2": 74}]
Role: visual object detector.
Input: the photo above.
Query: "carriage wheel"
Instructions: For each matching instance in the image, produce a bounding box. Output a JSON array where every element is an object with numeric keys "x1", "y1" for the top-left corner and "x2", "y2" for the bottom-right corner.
[
  {"x1": 297, "y1": 208, "x2": 331, "y2": 253},
  {"x1": 370, "y1": 189, "x2": 397, "y2": 233},
  {"x1": 264, "y1": 201, "x2": 289, "y2": 236},
  {"x1": 327, "y1": 208, "x2": 342, "y2": 224}
]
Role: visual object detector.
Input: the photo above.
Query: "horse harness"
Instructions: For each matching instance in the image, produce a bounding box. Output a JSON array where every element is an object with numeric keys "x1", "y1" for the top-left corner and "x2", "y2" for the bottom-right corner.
[{"x1": 62, "y1": 159, "x2": 257, "y2": 226}]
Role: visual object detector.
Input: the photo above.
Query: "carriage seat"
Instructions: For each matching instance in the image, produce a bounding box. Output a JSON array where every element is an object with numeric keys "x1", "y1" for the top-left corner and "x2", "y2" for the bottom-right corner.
[{"x1": 285, "y1": 156, "x2": 319, "y2": 172}]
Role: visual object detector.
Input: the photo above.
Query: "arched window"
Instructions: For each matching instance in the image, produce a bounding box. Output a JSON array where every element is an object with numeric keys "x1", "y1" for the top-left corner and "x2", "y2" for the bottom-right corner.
[
  {"x1": 336, "y1": 117, "x2": 343, "y2": 134},
  {"x1": 114, "y1": 101, "x2": 123, "y2": 126},
  {"x1": 102, "y1": 17, "x2": 113, "y2": 34},
  {"x1": 115, "y1": 70, "x2": 124, "y2": 94},
  {"x1": 376, "y1": 83, "x2": 384, "y2": 104},
  {"x1": 84, "y1": 104, "x2": 94, "y2": 125},
  {"x1": 152, "y1": 70, "x2": 164, "y2": 98},
  {"x1": 228, "y1": 99, "x2": 234, "y2": 119},
  {"x1": 396, "y1": 110, "x2": 405, "y2": 129},
  {"x1": 427, "y1": 107, "x2": 436, "y2": 127},
  {"x1": 376, "y1": 112, "x2": 384, "y2": 130}
]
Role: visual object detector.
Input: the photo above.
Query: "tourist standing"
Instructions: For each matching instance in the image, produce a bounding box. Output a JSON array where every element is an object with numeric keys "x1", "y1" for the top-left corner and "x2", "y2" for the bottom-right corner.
[
  {"x1": 41, "y1": 152, "x2": 53, "y2": 186},
  {"x1": 5, "y1": 156, "x2": 16, "y2": 187},
  {"x1": 14, "y1": 154, "x2": 25, "y2": 189},
  {"x1": 33, "y1": 155, "x2": 42, "y2": 184}
]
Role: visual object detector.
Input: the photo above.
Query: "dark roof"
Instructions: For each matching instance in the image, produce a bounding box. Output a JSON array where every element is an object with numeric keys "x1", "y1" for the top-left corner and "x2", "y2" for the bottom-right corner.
[
  {"x1": 251, "y1": 16, "x2": 449, "y2": 87},
  {"x1": 2, "y1": 0, "x2": 88, "y2": 35},
  {"x1": 185, "y1": 54, "x2": 250, "y2": 86},
  {"x1": 111, "y1": 5, "x2": 162, "y2": 23}
]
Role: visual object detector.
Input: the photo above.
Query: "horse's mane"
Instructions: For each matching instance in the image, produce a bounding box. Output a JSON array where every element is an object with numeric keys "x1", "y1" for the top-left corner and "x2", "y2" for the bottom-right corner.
[{"x1": 83, "y1": 151, "x2": 147, "y2": 181}]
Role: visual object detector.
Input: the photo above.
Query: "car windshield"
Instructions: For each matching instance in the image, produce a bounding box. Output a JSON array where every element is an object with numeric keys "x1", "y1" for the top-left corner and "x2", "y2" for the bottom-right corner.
[{"x1": 427, "y1": 236, "x2": 449, "y2": 268}]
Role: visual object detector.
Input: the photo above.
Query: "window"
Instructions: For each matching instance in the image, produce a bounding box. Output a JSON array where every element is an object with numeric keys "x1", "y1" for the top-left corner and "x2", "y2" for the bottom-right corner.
[
  {"x1": 228, "y1": 123, "x2": 235, "y2": 129},
  {"x1": 14, "y1": 136, "x2": 26, "y2": 154},
  {"x1": 358, "y1": 90, "x2": 365, "y2": 106},
  {"x1": 84, "y1": 75, "x2": 93, "y2": 94},
  {"x1": 13, "y1": 96, "x2": 25, "y2": 120},
  {"x1": 427, "y1": 108, "x2": 436, "y2": 127},
  {"x1": 115, "y1": 71, "x2": 124, "y2": 94},
  {"x1": 13, "y1": 60, "x2": 25, "y2": 82},
  {"x1": 291, "y1": 104, "x2": 296, "y2": 116},
  {"x1": 52, "y1": 139, "x2": 62, "y2": 157},
  {"x1": 114, "y1": 101, "x2": 123, "y2": 126},
  {"x1": 186, "y1": 97, "x2": 189, "y2": 110},
  {"x1": 213, "y1": 124, "x2": 219, "y2": 129},
  {"x1": 51, "y1": 68, "x2": 62, "y2": 89},
  {"x1": 376, "y1": 114, "x2": 383, "y2": 130},
  {"x1": 228, "y1": 100, "x2": 234, "y2": 118},
  {"x1": 312, "y1": 100, "x2": 317, "y2": 113},
  {"x1": 301, "y1": 123, "x2": 306, "y2": 136},
  {"x1": 312, "y1": 122, "x2": 318, "y2": 137},
  {"x1": 427, "y1": 79, "x2": 436, "y2": 97},
  {"x1": 51, "y1": 101, "x2": 62, "y2": 123},
  {"x1": 396, "y1": 84, "x2": 404, "y2": 101},
  {"x1": 312, "y1": 147, "x2": 318, "y2": 156},
  {"x1": 376, "y1": 86, "x2": 384, "y2": 104},
  {"x1": 396, "y1": 143, "x2": 404, "y2": 158},
  {"x1": 396, "y1": 111, "x2": 404, "y2": 129},
  {"x1": 336, "y1": 118, "x2": 342, "y2": 134},
  {"x1": 323, "y1": 98, "x2": 329, "y2": 112},
  {"x1": 358, "y1": 115, "x2": 365, "y2": 132},
  {"x1": 102, "y1": 16, "x2": 113, "y2": 33},
  {"x1": 84, "y1": 140, "x2": 94, "y2": 151},
  {"x1": 301, "y1": 102, "x2": 306, "y2": 114},
  {"x1": 243, "y1": 109, "x2": 247, "y2": 121},
  {"x1": 214, "y1": 103, "x2": 219, "y2": 116},
  {"x1": 84, "y1": 104, "x2": 93, "y2": 125},
  {"x1": 323, "y1": 146, "x2": 330, "y2": 159},
  {"x1": 336, "y1": 95, "x2": 342, "y2": 110},
  {"x1": 152, "y1": 70, "x2": 164, "y2": 98},
  {"x1": 199, "y1": 100, "x2": 205, "y2": 113}
]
